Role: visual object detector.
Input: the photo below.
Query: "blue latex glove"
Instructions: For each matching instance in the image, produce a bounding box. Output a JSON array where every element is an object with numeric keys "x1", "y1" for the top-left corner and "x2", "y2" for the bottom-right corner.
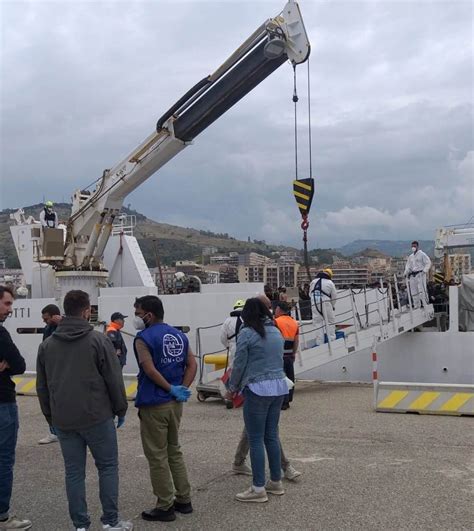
[
  {"x1": 116, "y1": 416, "x2": 125, "y2": 428},
  {"x1": 170, "y1": 385, "x2": 191, "y2": 402}
]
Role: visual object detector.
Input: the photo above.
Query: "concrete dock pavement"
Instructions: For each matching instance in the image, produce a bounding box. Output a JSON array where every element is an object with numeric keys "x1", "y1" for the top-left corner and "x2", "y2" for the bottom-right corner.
[{"x1": 11, "y1": 383, "x2": 474, "y2": 530}]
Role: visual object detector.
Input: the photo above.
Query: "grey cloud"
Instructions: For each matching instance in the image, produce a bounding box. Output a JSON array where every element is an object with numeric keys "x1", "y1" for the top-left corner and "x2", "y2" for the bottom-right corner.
[{"x1": 1, "y1": 0, "x2": 472, "y2": 248}]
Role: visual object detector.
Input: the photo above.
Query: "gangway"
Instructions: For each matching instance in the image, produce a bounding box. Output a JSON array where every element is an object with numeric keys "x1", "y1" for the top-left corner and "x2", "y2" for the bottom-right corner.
[
  {"x1": 295, "y1": 294, "x2": 434, "y2": 378},
  {"x1": 195, "y1": 279, "x2": 435, "y2": 400}
]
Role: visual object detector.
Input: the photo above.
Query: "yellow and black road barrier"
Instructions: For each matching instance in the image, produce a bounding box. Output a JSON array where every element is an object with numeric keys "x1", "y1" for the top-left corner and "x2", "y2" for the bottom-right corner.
[
  {"x1": 376, "y1": 382, "x2": 474, "y2": 416},
  {"x1": 14, "y1": 372, "x2": 139, "y2": 401}
]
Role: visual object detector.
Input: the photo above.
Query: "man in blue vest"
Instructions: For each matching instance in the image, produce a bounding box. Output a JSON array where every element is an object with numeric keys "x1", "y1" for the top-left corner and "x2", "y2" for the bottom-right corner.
[{"x1": 133, "y1": 295, "x2": 197, "y2": 523}]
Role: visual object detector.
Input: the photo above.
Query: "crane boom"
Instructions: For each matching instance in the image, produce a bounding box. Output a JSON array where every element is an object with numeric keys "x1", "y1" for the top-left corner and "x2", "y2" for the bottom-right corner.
[
  {"x1": 435, "y1": 226, "x2": 474, "y2": 258},
  {"x1": 63, "y1": 0, "x2": 310, "y2": 270}
]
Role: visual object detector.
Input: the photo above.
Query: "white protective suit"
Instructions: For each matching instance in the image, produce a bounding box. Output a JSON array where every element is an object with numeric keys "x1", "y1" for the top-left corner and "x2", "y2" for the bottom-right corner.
[
  {"x1": 219, "y1": 311, "x2": 243, "y2": 367},
  {"x1": 404, "y1": 249, "x2": 432, "y2": 308},
  {"x1": 39, "y1": 209, "x2": 58, "y2": 228},
  {"x1": 309, "y1": 276, "x2": 338, "y2": 344}
]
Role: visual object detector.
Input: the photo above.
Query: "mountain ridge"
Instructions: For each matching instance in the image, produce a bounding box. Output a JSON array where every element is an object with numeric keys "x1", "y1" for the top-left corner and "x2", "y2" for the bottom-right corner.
[{"x1": 0, "y1": 204, "x2": 434, "y2": 267}]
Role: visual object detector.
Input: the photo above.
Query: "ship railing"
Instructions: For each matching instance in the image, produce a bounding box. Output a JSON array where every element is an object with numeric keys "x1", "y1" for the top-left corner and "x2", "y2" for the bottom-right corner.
[
  {"x1": 194, "y1": 278, "x2": 435, "y2": 382},
  {"x1": 112, "y1": 214, "x2": 136, "y2": 236},
  {"x1": 195, "y1": 322, "x2": 227, "y2": 387}
]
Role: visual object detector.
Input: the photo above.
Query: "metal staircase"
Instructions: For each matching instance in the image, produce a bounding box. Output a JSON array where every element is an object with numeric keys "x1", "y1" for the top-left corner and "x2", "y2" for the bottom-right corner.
[{"x1": 295, "y1": 300, "x2": 434, "y2": 377}]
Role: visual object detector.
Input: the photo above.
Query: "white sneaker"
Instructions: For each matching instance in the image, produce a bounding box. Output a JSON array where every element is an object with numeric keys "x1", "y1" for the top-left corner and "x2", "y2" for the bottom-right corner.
[
  {"x1": 38, "y1": 433, "x2": 58, "y2": 444},
  {"x1": 0, "y1": 515, "x2": 32, "y2": 529},
  {"x1": 235, "y1": 486, "x2": 268, "y2": 503},
  {"x1": 232, "y1": 463, "x2": 252, "y2": 476},
  {"x1": 265, "y1": 480, "x2": 285, "y2": 495},
  {"x1": 284, "y1": 464, "x2": 302, "y2": 481},
  {"x1": 102, "y1": 521, "x2": 133, "y2": 530}
]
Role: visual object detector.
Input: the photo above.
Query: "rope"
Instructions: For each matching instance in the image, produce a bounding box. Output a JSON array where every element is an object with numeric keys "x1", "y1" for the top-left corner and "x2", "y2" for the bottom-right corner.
[
  {"x1": 307, "y1": 57, "x2": 313, "y2": 180},
  {"x1": 293, "y1": 62, "x2": 299, "y2": 181}
]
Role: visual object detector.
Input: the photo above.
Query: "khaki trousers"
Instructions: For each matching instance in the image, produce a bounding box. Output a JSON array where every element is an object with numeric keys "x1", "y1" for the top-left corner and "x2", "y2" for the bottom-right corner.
[
  {"x1": 234, "y1": 427, "x2": 290, "y2": 470},
  {"x1": 139, "y1": 401, "x2": 191, "y2": 510}
]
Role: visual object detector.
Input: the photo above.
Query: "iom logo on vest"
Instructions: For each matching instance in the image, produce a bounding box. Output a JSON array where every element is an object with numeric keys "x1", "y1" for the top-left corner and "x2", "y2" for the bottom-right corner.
[{"x1": 162, "y1": 333, "x2": 185, "y2": 364}]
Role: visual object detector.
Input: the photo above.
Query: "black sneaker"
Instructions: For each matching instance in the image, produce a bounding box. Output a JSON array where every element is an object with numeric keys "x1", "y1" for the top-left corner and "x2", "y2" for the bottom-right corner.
[
  {"x1": 174, "y1": 501, "x2": 193, "y2": 514},
  {"x1": 141, "y1": 507, "x2": 176, "y2": 522}
]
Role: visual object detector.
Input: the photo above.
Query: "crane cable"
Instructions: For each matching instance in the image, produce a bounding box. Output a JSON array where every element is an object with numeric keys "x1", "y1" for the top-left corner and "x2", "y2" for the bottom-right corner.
[{"x1": 292, "y1": 59, "x2": 314, "y2": 281}]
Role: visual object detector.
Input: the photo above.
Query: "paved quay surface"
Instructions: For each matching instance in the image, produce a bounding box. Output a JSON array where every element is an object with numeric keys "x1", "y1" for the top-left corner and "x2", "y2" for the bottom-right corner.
[{"x1": 12, "y1": 383, "x2": 473, "y2": 530}]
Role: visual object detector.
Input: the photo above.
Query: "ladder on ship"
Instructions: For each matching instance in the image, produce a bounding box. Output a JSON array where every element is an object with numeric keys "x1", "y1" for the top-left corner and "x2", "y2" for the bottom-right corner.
[
  {"x1": 295, "y1": 289, "x2": 434, "y2": 377},
  {"x1": 195, "y1": 277, "x2": 436, "y2": 391}
]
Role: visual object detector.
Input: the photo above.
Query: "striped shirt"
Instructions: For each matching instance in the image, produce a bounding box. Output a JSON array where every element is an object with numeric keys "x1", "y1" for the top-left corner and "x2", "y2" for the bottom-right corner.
[{"x1": 249, "y1": 378, "x2": 289, "y2": 397}]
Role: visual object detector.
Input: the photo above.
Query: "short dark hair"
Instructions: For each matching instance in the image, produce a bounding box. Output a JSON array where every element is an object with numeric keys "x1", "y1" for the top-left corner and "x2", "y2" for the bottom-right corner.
[
  {"x1": 63, "y1": 290, "x2": 90, "y2": 317},
  {"x1": 134, "y1": 295, "x2": 164, "y2": 320},
  {"x1": 275, "y1": 301, "x2": 290, "y2": 314},
  {"x1": 41, "y1": 304, "x2": 61, "y2": 317},
  {"x1": 412, "y1": 240, "x2": 419, "y2": 246},
  {"x1": 0, "y1": 285, "x2": 15, "y2": 300}
]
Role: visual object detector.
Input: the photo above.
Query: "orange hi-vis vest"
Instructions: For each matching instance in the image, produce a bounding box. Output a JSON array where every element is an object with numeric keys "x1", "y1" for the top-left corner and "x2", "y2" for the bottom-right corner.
[
  {"x1": 106, "y1": 321, "x2": 122, "y2": 334},
  {"x1": 275, "y1": 315, "x2": 299, "y2": 357}
]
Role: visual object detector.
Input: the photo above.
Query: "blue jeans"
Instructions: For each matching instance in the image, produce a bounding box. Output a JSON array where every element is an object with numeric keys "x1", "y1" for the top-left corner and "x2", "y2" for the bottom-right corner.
[
  {"x1": 0, "y1": 402, "x2": 19, "y2": 520},
  {"x1": 56, "y1": 418, "x2": 119, "y2": 529},
  {"x1": 243, "y1": 388, "x2": 284, "y2": 488}
]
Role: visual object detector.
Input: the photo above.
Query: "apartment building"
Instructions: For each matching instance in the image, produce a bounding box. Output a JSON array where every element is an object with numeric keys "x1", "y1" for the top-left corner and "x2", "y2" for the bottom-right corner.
[
  {"x1": 238, "y1": 252, "x2": 269, "y2": 266},
  {"x1": 332, "y1": 267, "x2": 369, "y2": 288},
  {"x1": 210, "y1": 253, "x2": 239, "y2": 266}
]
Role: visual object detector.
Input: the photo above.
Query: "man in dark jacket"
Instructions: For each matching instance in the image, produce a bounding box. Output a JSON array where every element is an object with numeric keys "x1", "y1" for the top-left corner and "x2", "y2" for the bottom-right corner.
[
  {"x1": 41, "y1": 303, "x2": 62, "y2": 341},
  {"x1": 0, "y1": 285, "x2": 31, "y2": 530},
  {"x1": 106, "y1": 312, "x2": 128, "y2": 369},
  {"x1": 36, "y1": 290, "x2": 132, "y2": 531},
  {"x1": 38, "y1": 303, "x2": 62, "y2": 445}
]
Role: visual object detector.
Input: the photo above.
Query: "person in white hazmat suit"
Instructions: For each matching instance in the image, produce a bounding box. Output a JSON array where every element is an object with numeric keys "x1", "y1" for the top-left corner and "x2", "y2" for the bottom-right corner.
[
  {"x1": 404, "y1": 240, "x2": 432, "y2": 308},
  {"x1": 219, "y1": 299, "x2": 245, "y2": 367},
  {"x1": 39, "y1": 200, "x2": 58, "y2": 228},
  {"x1": 310, "y1": 269, "x2": 338, "y2": 344}
]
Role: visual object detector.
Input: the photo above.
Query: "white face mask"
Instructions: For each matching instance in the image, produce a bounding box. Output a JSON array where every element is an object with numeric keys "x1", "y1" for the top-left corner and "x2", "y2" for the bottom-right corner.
[
  {"x1": 133, "y1": 316, "x2": 146, "y2": 330},
  {"x1": 412, "y1": 247, "x2": 417, "y2": 253}
]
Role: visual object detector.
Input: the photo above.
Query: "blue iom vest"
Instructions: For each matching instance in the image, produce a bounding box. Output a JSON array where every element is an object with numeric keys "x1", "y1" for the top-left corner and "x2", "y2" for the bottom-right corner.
[{"x1": 134, "y1": 323, "x2": 188, "y2": 408}]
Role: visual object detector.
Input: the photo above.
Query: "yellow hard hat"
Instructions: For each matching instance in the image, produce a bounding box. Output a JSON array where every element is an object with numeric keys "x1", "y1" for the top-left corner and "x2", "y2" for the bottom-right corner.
[
  {"x1": 45, "y1": 200, "x2": 54, "y2": 208},
  {"x1": 233, "y1": 299, "x2": 245, "y2": 309},
  {"x1": 323, "y1": 268, "x2": 333, "y2": 278}
]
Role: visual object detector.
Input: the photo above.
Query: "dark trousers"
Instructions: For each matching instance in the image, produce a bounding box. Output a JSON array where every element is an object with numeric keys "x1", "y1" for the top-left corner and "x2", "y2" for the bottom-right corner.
[
  {"x1": 283, "y1": 356, "x2": 295, "y2": 405},
  {"x1": 0, "y1": 402, "x2": 18, "y2": 520}
]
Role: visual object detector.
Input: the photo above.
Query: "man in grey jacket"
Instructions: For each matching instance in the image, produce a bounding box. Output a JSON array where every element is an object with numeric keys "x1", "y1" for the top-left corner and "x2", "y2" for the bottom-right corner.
[{"x1": 36, "y1": 290, "x2": 132, "y2": 531}]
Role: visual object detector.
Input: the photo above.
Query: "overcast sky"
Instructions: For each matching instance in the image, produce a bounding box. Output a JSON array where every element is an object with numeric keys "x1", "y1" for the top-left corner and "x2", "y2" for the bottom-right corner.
[{"x1": 1, "y1": 0, "x2": 472, "y2": 248}]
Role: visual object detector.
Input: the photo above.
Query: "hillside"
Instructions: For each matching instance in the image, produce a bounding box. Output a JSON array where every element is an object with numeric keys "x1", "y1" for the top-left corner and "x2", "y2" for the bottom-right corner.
[
  {"x1": 0, "y1": 205, "x2": 436, "y2": 268},
  {"x1": 337, "y1": 239, "x2": 435, "y2": 257},
  {"x1": 0, "y1": 204, "x2": 296, "y2": 268}
]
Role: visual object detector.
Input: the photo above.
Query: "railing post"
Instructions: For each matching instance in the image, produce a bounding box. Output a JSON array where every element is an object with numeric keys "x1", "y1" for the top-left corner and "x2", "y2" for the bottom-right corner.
[
  {"x1": 364, "y1": 287, "x2": 369, "y2": 328},
  {"x1": 376, "y1": 288, "x2": 384, "y2": 338},
  {"x1": 388, "y1": 282, "x2": 397, "y2": 334},
  {"x1": 393, "y1": 274, "x2": 401, "y2": 315},
  {"x1": 372, "y1": 337, "x2": 379, "y2": 410},
  {"x1": 406, "y1": 277, "x2": 414, "y2": 326},
  {"x1": 195, "y1": 328, "x2": 204, "y2": 384},
  {"x1": 350, "y1": 293, "x2": 360, "y2": 346}
]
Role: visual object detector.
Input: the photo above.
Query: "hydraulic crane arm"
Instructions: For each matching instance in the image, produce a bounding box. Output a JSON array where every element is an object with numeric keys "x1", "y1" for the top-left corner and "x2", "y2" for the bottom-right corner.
[
  {"x1": 64, "y1": 0, "x2": 310, "y2": 269},
  {"x1": 435, "y1": 226, "x2": 474, "y2": 258}
]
